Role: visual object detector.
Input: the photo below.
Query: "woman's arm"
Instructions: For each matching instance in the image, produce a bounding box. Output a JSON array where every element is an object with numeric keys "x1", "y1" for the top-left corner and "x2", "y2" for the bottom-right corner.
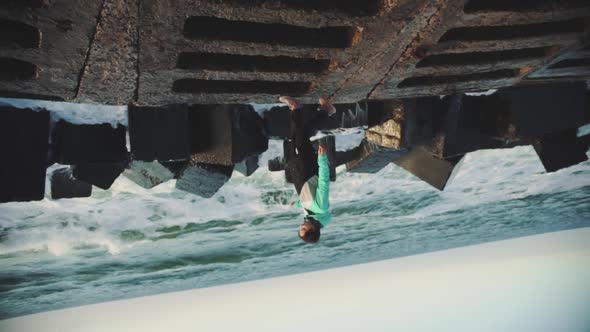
[{"x1": 314, "y1": 146, "x2": 330, "y2": 210}]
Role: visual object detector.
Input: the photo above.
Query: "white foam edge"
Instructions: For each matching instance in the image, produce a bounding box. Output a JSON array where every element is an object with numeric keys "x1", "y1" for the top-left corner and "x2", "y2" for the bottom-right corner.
[
  {"x1": 577, "y1": 123, "x2": 590, "y2": 137},
  {"x1": 250, "y1": 103, "x2": 283, "y2": 116},
  {"x1": 310, "y1": 127, "x2": 365, "y2": 152},
  {"x1": 465, "y1": 89, "x2": 498, "y2": 96},
  {"x1": 0, "y1": 98, "x2": 127, "y2": 128}
]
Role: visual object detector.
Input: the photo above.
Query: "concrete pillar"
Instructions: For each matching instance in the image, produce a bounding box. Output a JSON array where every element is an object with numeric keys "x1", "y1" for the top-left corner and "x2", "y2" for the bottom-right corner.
[
  {"x1": 432, "y1": 94, "x2": 513, "y2": 158},
  {"x1": 533, "y1": 128, "x2": 589, "y2": 173},
  {"x1": 365, "y1": 100, "x2": 405, "y2": 149},
  {"x1": 499, "y1": 82, "x2": 588, "y2": 137},
  {"x1": 402, "y1": 95, "x2": 514, "y2": 159},
  {"x1": 342, "y1": 101, "x2": 405, "y2": 174},
  {"x1": 72, "y1": 162, "x2": 127, "y2": 190},
  {"x1": 262, "y1": 106, "x2": 290, "y2": 139},
  {"x1": 0, "y1": 106, "x2": 49, "y2": 202},
  {"x1": 52, "y1": 121, "x2": 127, "y2": 164},
  {"x1": 189, "y1": 104, "x2": 268, "y2": 165},
  {"x1": 268, "y1": 156, "x2": 286, "y2": 172},
  {"x1": 128, "y1": 104, "x2": 190, "y2": 162}
]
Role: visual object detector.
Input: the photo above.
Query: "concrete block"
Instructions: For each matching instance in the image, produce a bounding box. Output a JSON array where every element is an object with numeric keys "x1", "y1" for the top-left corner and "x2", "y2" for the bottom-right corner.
[
  {"x1": 268, "y1": 156, "x2": 286, "y2": 172},
  {"x1": 160, "y1": 160, "x2": 190, "y2": 179},
  {"x1": 50, "y1": 167, "x2": 92, "y2": 199},
  {"x1": 52, "y1": 121, "x2": 127, "y2": 164},
  {"x1": 123, "y1": 161, "x2": 174, "y2": 189},
  {"x1": 533, "y1": 128, "x2": 589, "y2": 173},
  {"x1": 232, "y1": 105, "x2": 269, "y2": 163},
  {"x1": 234, "y1": 155, "x2": 259, "y2": 177},
  {"x1": 402, "y1": 97, "x2": 447, "y2": 148},
  {"x1": 346, "y1": 140, "x2": 405, "y2": 174},
  {"x1": 189, "y1": 105, "x2": 228, "y2": 164},
  {"x1": 189, "y1": 104, "x2": 268, "y2": 165},
  {"x1": 393, "y1": 146, "x2": 464, "y2": 191},
  {"x1": 366, "y1": 100, "x2": 405, "y2": 149},
  {"x1": 0, "y1": 106, "x2": 49, "y2": 202},
  {"x1": 459, "y1": 94, "x2": 515, "y2": 139},
  {"x1": 263, "y1": 106, "x2": 291, "y2": 139},
  {"x1": 176, "y1": 162, "x2": 234, "y2": 198},
  {"x1": 431, "y1": 94, "x2": 509, "y2": 158},
  {"x1": 500, "y1": 82, "x2": 588, "y2": 137},
  {"x1": 72, "y1": 162, "x2": 126, "y2": 190},
  {"x1": 367, "y1": 100, "x2": 402, "y2": 128},
  {"x1": 403, "y1": 94, "x2": 521, "y2": 159},
  {"x1": 128, "y1": 104, "x2": 190, "y2": 161}
]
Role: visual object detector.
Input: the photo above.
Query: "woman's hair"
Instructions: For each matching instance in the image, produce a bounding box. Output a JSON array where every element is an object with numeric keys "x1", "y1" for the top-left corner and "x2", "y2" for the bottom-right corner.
[{"x1": 299, "y1": 217, "x2": 321, "y2": 244}]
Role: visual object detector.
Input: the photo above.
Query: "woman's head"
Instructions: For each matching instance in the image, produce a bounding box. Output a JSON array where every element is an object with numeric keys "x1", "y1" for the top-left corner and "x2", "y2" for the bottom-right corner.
[{"x1": 298, "y1": 217, "x2": 321, "y2": 244}]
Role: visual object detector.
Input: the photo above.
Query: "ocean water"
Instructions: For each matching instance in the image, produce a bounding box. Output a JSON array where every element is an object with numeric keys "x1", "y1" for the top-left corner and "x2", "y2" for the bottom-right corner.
[{"x1": 1, "y1": 141, "x2": 590, "y2": 320}]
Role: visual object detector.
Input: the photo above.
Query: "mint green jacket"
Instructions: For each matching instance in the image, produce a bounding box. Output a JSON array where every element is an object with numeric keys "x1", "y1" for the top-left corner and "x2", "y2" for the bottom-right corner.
[{"x1": 294, "y1": 154, "x2": 332, "y2": 228}]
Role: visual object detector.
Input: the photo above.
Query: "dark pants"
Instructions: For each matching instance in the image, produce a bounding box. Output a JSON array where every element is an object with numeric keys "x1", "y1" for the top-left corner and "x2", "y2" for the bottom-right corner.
[{"x1": 287, "y1": 109, "x2": 326, "y2": 194}]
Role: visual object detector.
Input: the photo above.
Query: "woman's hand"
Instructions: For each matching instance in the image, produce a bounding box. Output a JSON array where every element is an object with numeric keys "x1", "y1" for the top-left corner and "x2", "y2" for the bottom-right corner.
[{"x1": 318, "y1": 145, "x2": 326, "y2": 155}]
